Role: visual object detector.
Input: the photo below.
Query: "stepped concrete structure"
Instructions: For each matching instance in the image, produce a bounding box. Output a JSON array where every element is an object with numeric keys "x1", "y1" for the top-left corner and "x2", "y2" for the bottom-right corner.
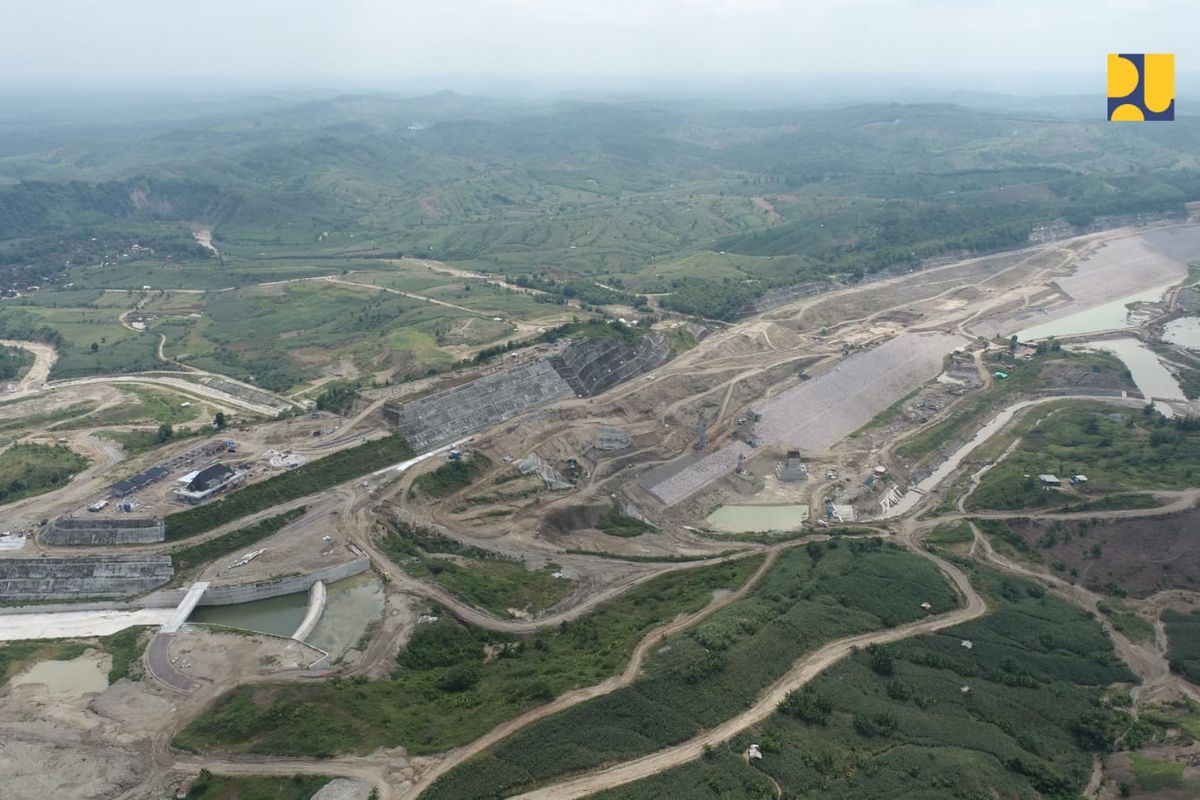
[
  {"x1": 385, "y1": 333, "x2": 671, "y2": 452},
  {"x1": 43, "y1": 516, "x2": 166, "y2": 546},
  {"x1": 594, "y1": 427, "x2": 632, "y2": 451},
  {"x1": 0, "y1": 555, "x2": 174, "y2": 601},
  {"x1": 385, "y1": 360, "x2": 573, "y2": 451},
  {"x1": 549, "y1": 332, "x2": 671, "y2": 397}
]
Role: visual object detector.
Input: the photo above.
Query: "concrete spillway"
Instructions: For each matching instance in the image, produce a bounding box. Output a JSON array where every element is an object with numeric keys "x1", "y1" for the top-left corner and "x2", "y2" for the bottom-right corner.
[{"x1": 290, "y1": 580, "x2": 326, "y2": 642}]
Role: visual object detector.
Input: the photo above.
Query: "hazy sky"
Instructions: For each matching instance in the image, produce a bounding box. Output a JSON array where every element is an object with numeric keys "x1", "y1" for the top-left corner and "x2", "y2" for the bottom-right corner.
[{"x1": 2, "y1": 0, "x2": 1194, "y2": 87}]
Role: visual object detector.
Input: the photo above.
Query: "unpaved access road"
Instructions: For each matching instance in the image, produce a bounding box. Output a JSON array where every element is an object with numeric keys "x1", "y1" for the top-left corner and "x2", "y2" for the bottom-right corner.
[
  {"x1": 508, "y1": 545, "x2": 986, "y2": 800},
  {"x1": 406, "y1": 551, "x2": 782, "y2": 796},
  {"x1": 968, "y1": 522, "x2": 1200, "y2": 711},
  {"x1": 0, "y1": 338, "x2": 57, "y2": 393},
  {"x1": 51, "y1": 374, "x2": 285, "y2": 416}
]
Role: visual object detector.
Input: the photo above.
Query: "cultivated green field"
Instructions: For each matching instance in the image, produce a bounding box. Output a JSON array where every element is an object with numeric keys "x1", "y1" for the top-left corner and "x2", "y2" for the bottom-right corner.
[
  {"x1": 174, "y1": 556, "x2": 762, "y2": 757},
  {"x1": 594, "y1": 568, "x2": 1136, "y2": 800},
  {"x1": 1164, "y1": 609, "x2": 1200, "y2": 686},
  {"x1": 425, "y1": 540, "x2": 960, "y2": 799}
]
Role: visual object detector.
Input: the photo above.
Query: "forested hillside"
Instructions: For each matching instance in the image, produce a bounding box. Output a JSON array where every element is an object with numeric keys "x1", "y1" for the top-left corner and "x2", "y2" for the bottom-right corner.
[{"x1": 1, "y1": 93, "x2": 1199, "y2": 317}]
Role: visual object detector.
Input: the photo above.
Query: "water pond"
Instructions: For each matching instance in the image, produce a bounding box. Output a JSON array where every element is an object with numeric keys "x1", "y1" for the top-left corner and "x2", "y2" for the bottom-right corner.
[{"x1": 705, "y1": 504, "x2": 809, "y2": 533}]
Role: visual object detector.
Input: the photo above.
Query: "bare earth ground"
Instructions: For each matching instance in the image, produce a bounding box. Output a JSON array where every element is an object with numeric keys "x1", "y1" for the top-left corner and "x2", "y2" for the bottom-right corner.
[
  {"x1": 6, "y1": 223, "x2": 1200, "y2": 799},
  {"x1": 1004, "y1": 510, "x2": 1200, "y2": 598}
]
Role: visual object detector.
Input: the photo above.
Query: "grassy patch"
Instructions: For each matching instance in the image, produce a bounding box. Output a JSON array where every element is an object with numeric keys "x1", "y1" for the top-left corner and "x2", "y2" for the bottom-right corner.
[
  {"x1": 0, "y1": 401, "x2": 95, "y2": 435},
  {"x1": 972, "y1": 518, "x2": 1040, "y2": 562},
  {"x1": 95, "y1": 425, "x2": 205, "y2": 456},
  {"x1": 164, "y1": 434, "x2": 413, "y2": 540},
  {"x1": 313, "y1": 380, "x2": 361, "y2": 415},
  {"x1": 0, "y1": 441, "x2": 88, "y2": 507},
  {"x1": 411, "y1": 453, "x2": 490, "y2": 498},
  {"x1": 1057, "y1": 493, "x2": 1162, "y2": 513},
  {"x1": 176, "y1": 281, "x2": 485, "y2": 391},
  {"x1": 1098, "y1": 601, "x2": 1156, "y2": 644},
  {"x1": 99, "y1": 626, "x2": 149, "y2": 682},
  {"x1": 1130, "y1": 753, "x2": 1186, "y2": 791},
  {"x1": 184, "y1": 770, "x2": 332, "y2": 800},
  {"x1": 596, "y1": 508, "x2": 654, "y2": 537},
  {"x1": 0, "y1": 639, "x2": 88, "y2": 684},
  {"x1": 665, "y1": 325, "x2": 698, "y2": 352},
  {"x1": 1, "y1": 628, "x2": 149, "y2": 685},
  {"x1": 114, "y1": 385, "x2": 201, "y2": 425},
  {"x1": 53, "y1": 385, "x2": 204, "y2": 431},
  {"x1": 969, "y1": 403, "x2": 1200, "y2": 511},
  {"x1": 1143, "y1": 701, "x2": 1200, "y2": 739},
  {"x1": 1164, "y1": 608, "x2": 1200, "y2": 684},
  {"x1": 377, "y1": 519, "x2": 575, "y2": 617},
  {"x1": 596, "y1": 567, "x2": 1136, "y2": 800},
  {"x1": 173, "y1": 556, "x2": 762, "y2": 757},
  {"x1": 426, "y1": 541, "x2": 961, "y2": 799},
  {"x1": 171, "y1": 508, "x2": 307, "y2": 576},
  {"x1": 925, "y1": 522, "x2": 973, "y2": 546},
  {"x1": 0, "y1": 345, "x2": 32, "y2": 381}
]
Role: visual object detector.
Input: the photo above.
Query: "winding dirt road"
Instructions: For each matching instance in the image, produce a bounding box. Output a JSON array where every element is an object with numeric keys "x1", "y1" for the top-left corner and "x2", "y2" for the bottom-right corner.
[
  {"x1": 508, "y1": 543, "x2": 985, "y2": 800},
  {"x1": 0, "y1": 338, "x2": 57, "y2": 392},
  {"x1": 407, "y1": 551, "x2": 782, "y2": 797}
]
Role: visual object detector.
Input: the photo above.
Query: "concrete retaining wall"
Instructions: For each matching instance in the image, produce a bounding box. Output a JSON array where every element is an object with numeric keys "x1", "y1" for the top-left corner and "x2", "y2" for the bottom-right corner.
[
  {"x1": 197, "y1": 558, "x2": 369, "y2": 606},
  {"x1": 0, "y1": 555, "x2": 174, "y2": 601},
  {"x1": 43, "y1": 516, "x2": 165, "y2": 546},
  {"x1": 0, "y1": 589, "x2": 186, "y2": 615}
]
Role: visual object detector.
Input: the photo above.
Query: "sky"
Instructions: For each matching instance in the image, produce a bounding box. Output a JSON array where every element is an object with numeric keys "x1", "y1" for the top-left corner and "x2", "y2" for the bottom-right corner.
[{"x1": 1, "y1": 0, "x2": 1195, "y2": 90}]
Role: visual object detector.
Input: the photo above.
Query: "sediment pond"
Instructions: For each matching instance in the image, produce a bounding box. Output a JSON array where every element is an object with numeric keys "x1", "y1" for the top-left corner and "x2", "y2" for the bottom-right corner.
[
  {"x1": 187, "y1": 575, "x2": 384, "y2": 654},
  {"x1": 1016, "y1": 283, "x2": 1174, "y2": 341},
  {"x1": 1078, "y1": 338, "x2": 1185, "y2": 401},
  {"x1": 189, "y1": 591, "x2": 309, "y2": 638},
  {"x1": 705, "y1": 504, "x2": 809, "y2": 533},
  {"x1": 306, "y1": 574, "x2": 385, "y2": 659},
  {"x1": 1164, "y1": 317, "x2": 1200, "y2": 349}
]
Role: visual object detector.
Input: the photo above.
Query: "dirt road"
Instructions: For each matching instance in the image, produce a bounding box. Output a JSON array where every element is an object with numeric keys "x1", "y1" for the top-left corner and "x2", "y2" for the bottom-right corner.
[
  {"x1": 0, "y1": 338, "x2": 57, "y2": 392},
  {"x1": 969, "y1": 522, "x2": 1200, "y2": 710},
  {"x1": 50, "y1": 374, "x2": 285, "y2": 416},
  {"x1": 407, "y1": 551, "x2": 782, "y2": 796},
  {"x1": 509, "y1": 544, "x2": 985, "y2": 800}
]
